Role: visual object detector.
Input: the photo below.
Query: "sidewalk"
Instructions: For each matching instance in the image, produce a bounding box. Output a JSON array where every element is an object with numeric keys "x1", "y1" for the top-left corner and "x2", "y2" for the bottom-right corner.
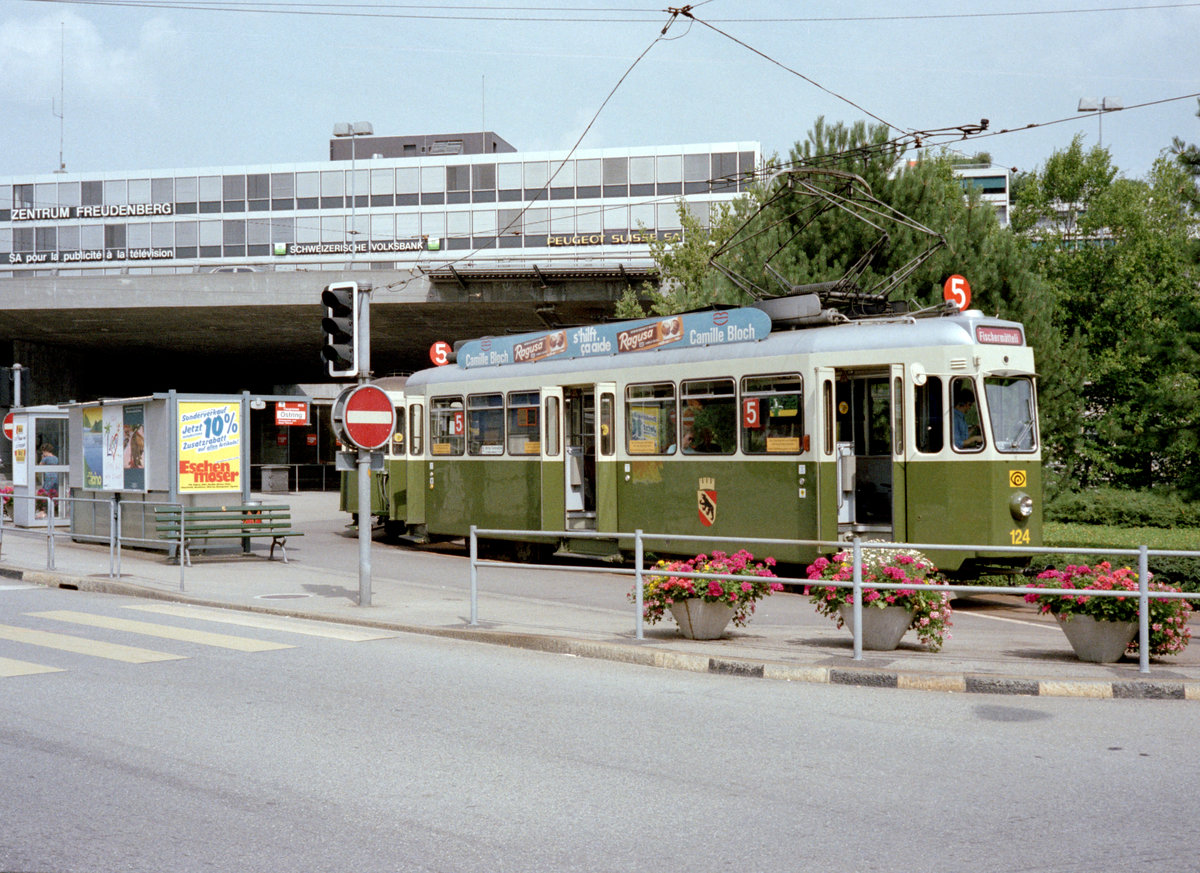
[{"x1": 2, "y1": 491, "x2": 1197, "y2": 700}]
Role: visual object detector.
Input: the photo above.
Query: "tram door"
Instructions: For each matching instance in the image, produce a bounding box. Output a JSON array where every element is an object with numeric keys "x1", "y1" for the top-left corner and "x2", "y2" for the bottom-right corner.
[
  {"x1": 562, "y1": 386, "x2": 597, "y2": 530},
  {"x1": 833, "y1": 368, "x2": 903, "y2": 538}
]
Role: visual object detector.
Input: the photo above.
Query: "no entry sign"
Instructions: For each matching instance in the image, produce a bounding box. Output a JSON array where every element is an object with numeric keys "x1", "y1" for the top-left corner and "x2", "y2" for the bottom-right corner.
[
  {"x1": 3, "y1": 413, "x2": 13, "y2": 441},
  {"x1": 340, "y1": 384, "x2": 395, "y2": 450}
]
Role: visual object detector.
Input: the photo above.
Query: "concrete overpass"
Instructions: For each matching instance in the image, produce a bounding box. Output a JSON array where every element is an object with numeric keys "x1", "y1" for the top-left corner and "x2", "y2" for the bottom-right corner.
[{"x1": 0, "y1": 266, "x2": 651, "y2": 404}]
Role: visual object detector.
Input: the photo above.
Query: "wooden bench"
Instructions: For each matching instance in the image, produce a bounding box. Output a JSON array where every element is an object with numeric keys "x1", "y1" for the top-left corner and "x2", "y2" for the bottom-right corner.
[{"x1": 154, "y1": 504, "x2": 302, "y2": 565}]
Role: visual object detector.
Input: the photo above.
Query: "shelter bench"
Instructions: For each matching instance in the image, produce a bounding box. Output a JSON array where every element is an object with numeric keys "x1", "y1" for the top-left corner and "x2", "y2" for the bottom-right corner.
[{"x1": 154, "y1": 504, "x2": 302, "y2": 565}]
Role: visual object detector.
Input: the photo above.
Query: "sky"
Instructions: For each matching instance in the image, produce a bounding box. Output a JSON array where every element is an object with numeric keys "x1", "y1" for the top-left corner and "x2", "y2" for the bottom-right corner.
[{"x1": 1, "y1": 0, "x2": 1198, "y2": 182}]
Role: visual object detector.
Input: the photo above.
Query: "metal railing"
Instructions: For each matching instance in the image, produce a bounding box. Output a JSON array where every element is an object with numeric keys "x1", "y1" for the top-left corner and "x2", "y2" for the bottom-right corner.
[
  {"x1": 0, "y1": 493, "x2": 120, "y2": 577},
  {"x1": 0, "y1": 494, "x2": 194, "y2": 586},
  {"x1": 468, "y1": 526, "x2": 1200, "y2": 675}
]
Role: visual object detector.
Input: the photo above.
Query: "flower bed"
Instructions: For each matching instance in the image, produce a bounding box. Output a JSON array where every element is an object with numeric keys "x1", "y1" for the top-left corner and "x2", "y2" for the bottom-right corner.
[
  {"x1": 631, "y1": 550, "x2": 782, "y2": 628},
  {"x1": 804, "y1": 548, "x2": 953, "y2": 651},
  {"x1": 1024, "y1": 562, "x2": 1192, "y2": 658}
]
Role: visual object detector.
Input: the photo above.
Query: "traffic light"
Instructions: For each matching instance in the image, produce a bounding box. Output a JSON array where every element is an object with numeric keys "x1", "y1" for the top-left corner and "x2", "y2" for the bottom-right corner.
[{"x1": 321, "y1": 282, "x2": 371, "y2": 377}]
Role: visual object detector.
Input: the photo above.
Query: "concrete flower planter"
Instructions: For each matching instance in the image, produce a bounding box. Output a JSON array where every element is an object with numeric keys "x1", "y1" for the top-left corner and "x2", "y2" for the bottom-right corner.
[
  {"x1": 668, "y1": 599, "x2": 737, "y2": 640},
  {"x1": 1057, "y1": 613, "x2": 1137, "y2": 663},
  {"x1": 838, "y1": 604, "x2": 915, "y2": 650}
]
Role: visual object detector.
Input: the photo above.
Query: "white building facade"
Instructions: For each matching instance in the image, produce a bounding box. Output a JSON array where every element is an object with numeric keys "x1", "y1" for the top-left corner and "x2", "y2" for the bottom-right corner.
[{"x1": 1, "y1": 133, "x2": 760, "y2": 278}]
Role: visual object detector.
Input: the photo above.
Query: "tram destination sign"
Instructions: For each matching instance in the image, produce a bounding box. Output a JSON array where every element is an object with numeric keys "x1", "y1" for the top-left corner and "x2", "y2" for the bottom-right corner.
[{"x1": 457, "y1": 307, "x2": 773, "y2": 369}]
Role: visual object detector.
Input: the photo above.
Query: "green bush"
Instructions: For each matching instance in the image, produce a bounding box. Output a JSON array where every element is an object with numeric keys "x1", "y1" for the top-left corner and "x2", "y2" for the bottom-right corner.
[
  {"x1": 1045, "y1": 487, "x2": 1200, "y2": 528},
  {"x1": 1146, "y1": 556, "x2": 1200, "y2": 594}
]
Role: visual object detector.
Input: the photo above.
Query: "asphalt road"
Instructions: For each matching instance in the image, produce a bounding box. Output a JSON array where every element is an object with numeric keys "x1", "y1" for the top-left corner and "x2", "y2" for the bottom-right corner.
[{"x1": 3, "y1": 584, "x2": 1197, "y2": 873}]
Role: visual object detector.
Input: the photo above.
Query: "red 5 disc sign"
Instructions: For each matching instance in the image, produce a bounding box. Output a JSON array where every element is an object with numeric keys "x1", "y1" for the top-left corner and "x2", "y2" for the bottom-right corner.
[
  {"x1": 944, "y1": 274, "x2": 971, "y2": 310},
  {"x1": 342, "y1": 384, "x2": 395, "y2": 450}
]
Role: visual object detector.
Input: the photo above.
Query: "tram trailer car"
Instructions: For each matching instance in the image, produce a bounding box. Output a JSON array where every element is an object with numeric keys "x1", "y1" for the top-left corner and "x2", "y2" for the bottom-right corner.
[
  {"x1": 339, "y1": 379, "x2": 409, "y2": 528},
  {"x1": 349, "y1": 302, "x2": 1042, "y2": 575}
]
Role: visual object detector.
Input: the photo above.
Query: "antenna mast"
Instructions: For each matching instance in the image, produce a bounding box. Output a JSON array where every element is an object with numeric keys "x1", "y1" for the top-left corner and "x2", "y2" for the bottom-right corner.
[{"x1": 53, "y1": 21, "x2": 66, "y2": 173}]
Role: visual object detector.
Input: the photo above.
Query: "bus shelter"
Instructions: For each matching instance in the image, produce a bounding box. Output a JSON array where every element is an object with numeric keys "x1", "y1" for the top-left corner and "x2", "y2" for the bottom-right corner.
[
  {"x1": 7, "y1": 405, "x2": 69, "y2": 528},
  {"x1": 67, "y1": 391, "x2": 252, "y2": 547}
]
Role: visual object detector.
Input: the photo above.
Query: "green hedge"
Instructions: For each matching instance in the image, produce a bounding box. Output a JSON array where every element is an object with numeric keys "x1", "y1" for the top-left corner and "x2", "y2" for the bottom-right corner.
[{"x1": 1045, "y1": 487, "x2": 1200, "y2": 528}]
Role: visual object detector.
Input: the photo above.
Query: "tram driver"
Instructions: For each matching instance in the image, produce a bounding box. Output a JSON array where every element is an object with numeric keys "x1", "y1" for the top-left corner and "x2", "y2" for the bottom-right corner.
[{"x1": 952, "y1": 385, "x2": 983, "y2": 449}]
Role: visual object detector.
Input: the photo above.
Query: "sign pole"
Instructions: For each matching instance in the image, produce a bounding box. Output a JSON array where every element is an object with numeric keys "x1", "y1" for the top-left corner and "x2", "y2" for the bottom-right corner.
[{"x1": 357, "y1": 446, "x2": 371, "y2": 607}]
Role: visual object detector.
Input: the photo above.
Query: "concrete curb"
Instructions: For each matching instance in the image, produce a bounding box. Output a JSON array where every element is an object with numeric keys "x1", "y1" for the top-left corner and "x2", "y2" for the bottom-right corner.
[{"x1": 9, "y1": 566, "x2": 1199, "y2": 701}]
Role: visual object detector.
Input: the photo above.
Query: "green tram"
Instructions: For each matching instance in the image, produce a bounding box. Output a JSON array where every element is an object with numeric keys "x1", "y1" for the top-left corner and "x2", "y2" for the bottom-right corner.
[{"x1": 342, "y1": 298, "x2": 1041, "y2": 573}]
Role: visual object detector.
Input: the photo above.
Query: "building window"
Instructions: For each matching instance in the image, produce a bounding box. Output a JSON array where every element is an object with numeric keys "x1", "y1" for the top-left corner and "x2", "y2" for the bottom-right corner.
[
  {"x1": 712, "y1": 153, "x2": 738, "y2": 191},
  {"x1": 246, "y1": 174, "x2": 269, "y2": 199},
  {"x1": 103, "y1": 180, "x2": 127, "y2": 206},
  {"x1": 629, "y1": 156, "x2": 654, "y2": 197},
  {"x1": 151, "y1": 222, "x2": 174, "y2": 248},
  {"x1": 498, "y1": 208, "x2": 523, "y2": 238},
  {"x1": 58, "y1": 225, "x2": 80, "y2": 251},
  {"x1": 54, "y1": 179, "x2": 79, "y2": 207},
  {"x1": 81, "y1": 181, "x2": 103, "y2": 207},
  {"x1": 472, "y1": 163, "x2": 496, "y2": 191},
  {"x1": 80, "y1": 224, "x2": 103, "y2": 251},
  {"x1": 370, "y1": 213, "x2": 394, "y2": 241},
  {"x1": 150, "y1": 178, "x2": 173, "y2": 204},
  {"x1": 446, "y1": 165, "x2": 470, "y2": 192}
]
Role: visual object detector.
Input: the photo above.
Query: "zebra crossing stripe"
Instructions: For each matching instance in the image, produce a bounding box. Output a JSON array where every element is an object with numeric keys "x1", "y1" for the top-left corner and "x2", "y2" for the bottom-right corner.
[
  {"x1": 0, "y1": 655, "x2": 64, "y2": 677},
  {"x1": 29, "y1": 611, "x2": 295, "y2": 652},
  {"x1": 0, "y1": 624, "x2": 184, "y2": 663},
  {"x1": 126, "y1": 604, "x2": 397, "y2": 641}
]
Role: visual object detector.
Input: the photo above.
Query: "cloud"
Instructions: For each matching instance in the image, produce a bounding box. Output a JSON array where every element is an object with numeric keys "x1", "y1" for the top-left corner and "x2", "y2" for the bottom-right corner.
[{"x1": 0, "y1": 9, "x2": 179, "y2": 107}]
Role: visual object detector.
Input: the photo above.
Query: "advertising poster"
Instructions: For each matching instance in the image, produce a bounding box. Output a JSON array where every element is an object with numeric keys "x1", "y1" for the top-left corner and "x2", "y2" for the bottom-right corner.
[
  {"x1": 81, "y1": 406, "x2": 105, "y2": 489},
  {"x1": 83, "y1": 405, "x2": 146, "y2": 491},
  {"x1": 105, "y1": 406, "x2": 125, "y2": 489},
  {"x1": 123, "y1": 405, "x2": 145, "y2": 491},
  {"x1": 12, "y1": 422, "x2": 27, "y2": 486},
  {"x1": 178, "y1": 401, "x2": 241, "y2": 493}
]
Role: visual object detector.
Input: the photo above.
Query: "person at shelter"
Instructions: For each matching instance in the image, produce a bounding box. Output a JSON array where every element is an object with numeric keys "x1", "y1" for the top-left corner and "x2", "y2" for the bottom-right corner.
[{"x1": 36, "y1": 443, "x2": 59, "y2": 518}]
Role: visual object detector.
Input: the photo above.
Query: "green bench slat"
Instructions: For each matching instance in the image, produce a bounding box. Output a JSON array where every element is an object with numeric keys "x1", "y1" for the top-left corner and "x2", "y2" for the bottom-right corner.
[{"x1": 152, "y1": 505, "x2": 301, "y2": 563}]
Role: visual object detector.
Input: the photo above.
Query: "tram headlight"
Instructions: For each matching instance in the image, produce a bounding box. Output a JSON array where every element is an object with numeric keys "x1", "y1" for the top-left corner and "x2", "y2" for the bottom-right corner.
[{"x1": 1009, "y1": 491, "x2": 1034, "y2": 520}]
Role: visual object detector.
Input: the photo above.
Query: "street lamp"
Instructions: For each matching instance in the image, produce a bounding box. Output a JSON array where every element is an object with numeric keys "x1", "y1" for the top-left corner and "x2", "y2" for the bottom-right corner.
[
  {"x1": 1077, "y1": 97, "x2": 1122, "y2": 148},
  {"x1": 332, "y1": 121, "x2": 374, "y2": 264}
]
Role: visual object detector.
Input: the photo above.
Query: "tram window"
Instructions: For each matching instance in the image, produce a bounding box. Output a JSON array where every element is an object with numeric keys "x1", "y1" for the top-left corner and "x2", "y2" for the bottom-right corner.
[
  {"x1": 741, "y1": 373, "x2": 803, "y2": 454},
  {"x1": 985, "y1": 376, "x2": 1038, "y2": 453},
  {"x1": 893, "y1": 376, "x2": 903, "y2": 456},
  {"x1": 408, "y1": 404, "x2": 423, "y2": 455},
  {"x1": 681, "y1": 378, "x2": 735, "y2": 454},
  {"x1": 951, "y1": 377, "x2": 984, "y2": 452},
  {"x1": 914, "y1": 377, "x2": 944, "y2": 454},
  {"x1": 430, "y1": 396, "x2": 465, "y2": 456},
  {"x1": 389, "y1": 405, "x2": 406, "y2": 458},
  {"x1": 507, "y1": 391, "x2": 540, "y2": 455},
  {"x1": 467, "y1": 393, "x2": 504, "y2": 455},
  {"x1": 864, "y1": 379, "x2": 891, "y2": 455},
  {"x1": 626, "y1": 382, "x2": 676, "y2": 454},
  {"x1": 823, "y1": 380, "x2": 833, "y2": 455},
  {"x1": 599, "y1": 392, "x2": 615, "y2": 456},
  {"x1": 545, "y1": 396, "x2": 560, "y2": 457}
]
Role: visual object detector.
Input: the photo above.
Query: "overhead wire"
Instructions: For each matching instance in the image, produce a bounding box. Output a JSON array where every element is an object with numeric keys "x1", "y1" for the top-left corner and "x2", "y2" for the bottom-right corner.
[
  {"x1": 383, "y1": 5, "x2": 686, "y2": 291},
  {"x1": 21, "y1": 0, "x2": 1200, "y2": 21}
]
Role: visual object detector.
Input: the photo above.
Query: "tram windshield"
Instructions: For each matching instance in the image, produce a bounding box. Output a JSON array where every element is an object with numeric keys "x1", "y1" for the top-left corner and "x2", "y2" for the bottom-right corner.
[{"x1": 984, "y1": 376, "x2": 1038, "y2": 453}]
